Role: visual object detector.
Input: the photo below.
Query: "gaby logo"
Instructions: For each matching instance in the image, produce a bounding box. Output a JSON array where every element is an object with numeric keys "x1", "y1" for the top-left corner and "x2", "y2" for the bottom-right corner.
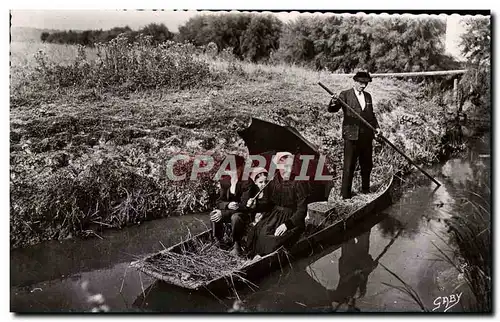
[
  {"x1": 432, "y1": 292, "x2": 463, "y2": 312},
  {"x1": 164, "y1": 154, "x2": 332, "y2": 182}
]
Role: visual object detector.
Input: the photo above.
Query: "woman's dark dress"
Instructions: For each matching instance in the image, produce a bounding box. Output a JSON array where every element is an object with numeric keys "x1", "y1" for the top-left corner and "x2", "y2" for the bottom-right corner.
[
  {"x1": 242, "y1": 183, "x2": 272, "y2": 250},
  {"x1": 246, "y1": 173, "x2": 311, "y2": 257}
]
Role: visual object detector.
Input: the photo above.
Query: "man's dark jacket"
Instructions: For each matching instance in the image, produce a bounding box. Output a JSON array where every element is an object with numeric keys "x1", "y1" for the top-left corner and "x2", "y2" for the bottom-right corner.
[
  {"x1": 216, "y1": 179, "x2": 251, "y2": 219},
  {"x1": 328, "y1": 88, "x2": 379, "y2": 140}
]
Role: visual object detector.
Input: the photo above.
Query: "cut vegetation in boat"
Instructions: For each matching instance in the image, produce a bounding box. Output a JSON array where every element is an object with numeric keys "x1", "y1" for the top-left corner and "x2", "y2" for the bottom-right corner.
[
  {"x1": 308, "y1": 164, "x2": 395, "y2": 229},
  {"x1": 133, "y1": 239, "x2": 248, "y2": 289}
]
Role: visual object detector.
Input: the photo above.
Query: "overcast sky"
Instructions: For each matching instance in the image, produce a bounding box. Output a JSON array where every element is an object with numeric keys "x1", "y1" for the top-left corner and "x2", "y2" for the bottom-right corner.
[
  {"x1": 11, "y1": 10, "x2": 458, "y2": 31},
  {"x1": 10, "y1": 10, "x2": 306, "y2": 31},
  {"x1": 10, "y1": 10, "x2": 474, "y2": 59}
]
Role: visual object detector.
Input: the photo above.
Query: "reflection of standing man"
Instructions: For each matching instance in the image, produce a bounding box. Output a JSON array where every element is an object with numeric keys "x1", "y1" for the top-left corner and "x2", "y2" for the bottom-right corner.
[
  {"x1": 329, "y1": 230, "x2": 378, "y2": 311},
  {"x1": 328, "y1": 71, "x2": 381, "y2": 199}
]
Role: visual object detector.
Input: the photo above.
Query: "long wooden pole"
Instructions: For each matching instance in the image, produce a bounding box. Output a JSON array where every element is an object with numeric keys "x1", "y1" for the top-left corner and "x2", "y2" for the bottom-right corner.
[
  {"x1": 318, "y1": 82, "x2": 441, "y2": 187},
  {"x1": 374, "y1": 229, "x2": 402, "y2": 262}
]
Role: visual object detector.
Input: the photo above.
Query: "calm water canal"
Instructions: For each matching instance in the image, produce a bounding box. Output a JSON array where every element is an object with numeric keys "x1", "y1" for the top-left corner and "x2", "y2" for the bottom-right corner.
[{"x1": 11, "y1": 134, "x2": 491, "y2": 313}]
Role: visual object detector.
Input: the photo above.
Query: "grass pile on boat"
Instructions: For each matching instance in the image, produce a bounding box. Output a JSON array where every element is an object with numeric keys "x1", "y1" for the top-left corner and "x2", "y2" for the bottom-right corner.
[
  {"x1": 331, "y1": 167, "x2": 392, "y2": 207},
  {"x1": 308, "y1": 165, "x2": 394, "y2": 228},
  {"x1": 136, "y1": 239, "x2": 248, "y2": 284}
]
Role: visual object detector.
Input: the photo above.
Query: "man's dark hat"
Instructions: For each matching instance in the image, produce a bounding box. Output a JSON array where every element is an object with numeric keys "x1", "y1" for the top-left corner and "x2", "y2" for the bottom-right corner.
[{"x1": 353, "y1": 71, "x2": 372, "y2": 83}]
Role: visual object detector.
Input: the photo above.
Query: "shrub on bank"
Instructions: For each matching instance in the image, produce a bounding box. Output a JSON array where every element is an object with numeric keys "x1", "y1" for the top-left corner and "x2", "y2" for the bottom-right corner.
[{"x1": 15, "y1": 35, "x2": 224, "y2": 98}]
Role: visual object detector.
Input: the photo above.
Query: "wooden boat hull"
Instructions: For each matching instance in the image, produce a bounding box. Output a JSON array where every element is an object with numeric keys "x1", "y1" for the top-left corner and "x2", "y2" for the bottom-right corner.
[{"x1": 131, "y1": 172, "x2": 402, "y2": 295}]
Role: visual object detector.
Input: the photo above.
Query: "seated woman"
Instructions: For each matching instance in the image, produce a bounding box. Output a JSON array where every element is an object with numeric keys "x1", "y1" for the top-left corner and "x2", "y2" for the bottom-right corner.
[
  {"x1": 246, "y1": 152, "x2": 311, "y2": 258},
  {"x1": 244, "y1": 167, "x2": 272, "y2": 225},
  {"x1": 210, "y1": 155, "x2": 251, "y2": 256}
]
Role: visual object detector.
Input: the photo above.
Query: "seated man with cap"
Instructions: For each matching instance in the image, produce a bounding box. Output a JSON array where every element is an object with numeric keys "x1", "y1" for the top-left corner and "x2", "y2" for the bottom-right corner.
[{"x1": 210, "y1": 155, "x2": 251, "y2": 256}]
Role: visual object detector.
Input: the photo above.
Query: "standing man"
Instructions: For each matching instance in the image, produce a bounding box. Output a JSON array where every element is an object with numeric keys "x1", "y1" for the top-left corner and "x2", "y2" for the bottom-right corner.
[{"x1": 328, "y1": 71, "x2": 381, "y2": 199}]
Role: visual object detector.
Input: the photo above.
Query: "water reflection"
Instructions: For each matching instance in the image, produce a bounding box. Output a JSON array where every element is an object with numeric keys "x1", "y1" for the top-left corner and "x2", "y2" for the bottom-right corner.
[
  {"x1": 377, "y1": 215, "x2": 405, "y2": 239},
  {"x1": 376, "y1": 176, "x2": 455, "y2": 240},
  {"x1": 441, "y1": 159, "x2": 474, "y2": 186},
  {"x1": 305, "y1": 225, "x2": 404, "y2": 312},
  {"x1": 328, "y1": 230, "x2": 378, "y2": 311},
  {"x1": 132, "y1": 281, "x2": 226, "y2": 312},
  {"x1": 235, "y1": 214, "x2": 390, "y2": 312},
  {"x1": 10, "y1": 214, "x2": 211, "y2": 288}
]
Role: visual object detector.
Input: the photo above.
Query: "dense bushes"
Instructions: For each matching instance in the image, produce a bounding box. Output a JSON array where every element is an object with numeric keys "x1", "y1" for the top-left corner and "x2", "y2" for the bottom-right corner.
[
  {"x1": 177, "y1": 13, "x2": 282, "y2": 62},
  {"x1": 277, "y1": 15, "x2": 460, "y2": 73},
  {"x1": 10, "y1": 110, "x2": 237, "y2": 248},
  {"x1": 177, "y1": 13, "x2": 252, "y2": 58},
  {"x1": 458, "y1": 17, "x2": 490, "y2": 123},
  {"x1": 240, "y1": 14, "x2": 282, "y2": 62},
  {"x1": 10, "y1": 147, "x2": 224, "y2": 246},
  {"x1": 41, "y1": 23, "x2": 174, "y2": 47},
  {"x1": 40, "y1": 13, "x2": 460, "y2": 74},
  {"x1": 176, "y1": 13, "x2": 459, "y2": 73}
]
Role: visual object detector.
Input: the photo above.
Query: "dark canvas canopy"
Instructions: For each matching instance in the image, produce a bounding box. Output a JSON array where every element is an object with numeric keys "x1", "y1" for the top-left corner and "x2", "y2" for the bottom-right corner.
[{"x1": 238, "y1": 117, "x2": 334, "y2": 202}]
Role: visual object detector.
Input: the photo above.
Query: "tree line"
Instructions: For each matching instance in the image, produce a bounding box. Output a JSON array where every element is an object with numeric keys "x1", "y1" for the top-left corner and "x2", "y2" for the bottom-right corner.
[
  {"x1": 40, "y1": 13, "x2": 489, "y2": 74},
  {"x1": 41, "y1": 23, "x2": 174, "y2": 47}
]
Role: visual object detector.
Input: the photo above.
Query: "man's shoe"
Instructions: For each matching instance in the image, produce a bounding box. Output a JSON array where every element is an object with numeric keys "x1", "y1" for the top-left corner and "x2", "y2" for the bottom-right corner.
[
  {"x1": 341, "y1": 193, "x2": 352, "y2": 200},
  {"x1": 229, "y1": 243, "x2": 242, "y2": 257}
]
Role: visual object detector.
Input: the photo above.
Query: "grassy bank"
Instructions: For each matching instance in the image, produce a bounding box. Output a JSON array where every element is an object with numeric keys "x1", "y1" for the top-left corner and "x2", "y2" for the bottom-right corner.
[{"x1": 10, "y1": 39, "x2": 465, "y2": 248}]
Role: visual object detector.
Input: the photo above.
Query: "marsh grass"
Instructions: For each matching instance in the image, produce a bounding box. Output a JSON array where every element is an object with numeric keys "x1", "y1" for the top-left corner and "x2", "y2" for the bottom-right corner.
[
  {"x1": 376, "y1": 191, "x2": 491, "y2": 313},
  {"x1": 438, "y1": 196, "x2": 491, "y2": 311},
  {"x1": 380, "y1": 263, "x2": 428, "y2": 312}
]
